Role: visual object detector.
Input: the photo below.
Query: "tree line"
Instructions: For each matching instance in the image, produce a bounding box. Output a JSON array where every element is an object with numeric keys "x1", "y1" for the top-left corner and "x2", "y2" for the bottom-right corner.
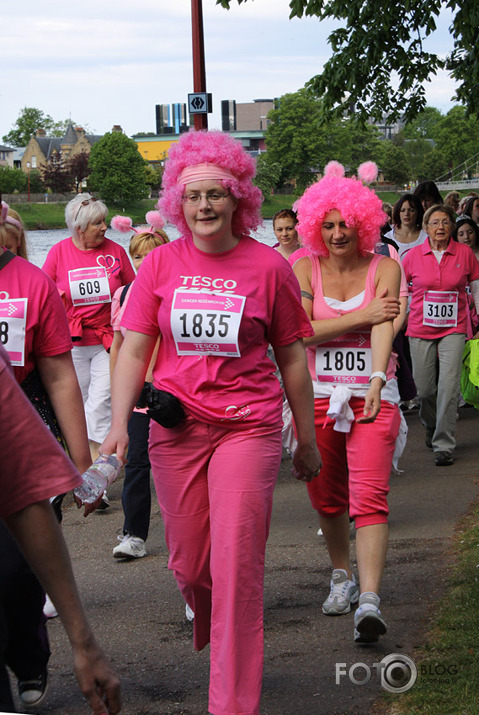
[{"x1": 255, "y1": 91, "x2": 479, "y2": 194}]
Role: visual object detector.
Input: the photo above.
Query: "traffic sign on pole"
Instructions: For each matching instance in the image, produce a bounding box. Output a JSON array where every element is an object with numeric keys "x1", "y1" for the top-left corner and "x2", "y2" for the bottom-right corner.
[{"x1": 188, "y1": 92, "x2": 212, "y2": 114}]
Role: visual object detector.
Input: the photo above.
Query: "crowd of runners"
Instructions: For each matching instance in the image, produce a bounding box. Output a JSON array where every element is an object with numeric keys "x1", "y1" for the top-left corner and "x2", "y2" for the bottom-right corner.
[{"x1": 1, "y1": 129, "x2": 479, "y2": 715}]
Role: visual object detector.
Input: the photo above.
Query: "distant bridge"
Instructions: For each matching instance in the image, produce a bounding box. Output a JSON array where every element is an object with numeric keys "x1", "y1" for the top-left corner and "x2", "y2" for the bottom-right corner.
[
  {"x1": 434, "y1": 153, "x2": 479, "y2": 191},
  {"x1": 436, "y1": 179, "x2": 479, "y2": 191}
]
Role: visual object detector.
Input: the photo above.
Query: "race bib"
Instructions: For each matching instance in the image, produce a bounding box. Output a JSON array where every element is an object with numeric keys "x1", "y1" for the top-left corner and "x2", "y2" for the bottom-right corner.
[
  {"x1": 171, "y1": 289, "x2": 246, "y2": 357},
  {"x1": 423, "y1": 291, "x2": 458, "y2": 327},
  {"x1": 315, "y1": 332, "x2": 372, "y2": 385},
  {"x1": 0, "y1": 298, "x2": 27, "y2": 366},
  {"x1": 69, "y1": 267, "x2": 111, "y2": 306}
]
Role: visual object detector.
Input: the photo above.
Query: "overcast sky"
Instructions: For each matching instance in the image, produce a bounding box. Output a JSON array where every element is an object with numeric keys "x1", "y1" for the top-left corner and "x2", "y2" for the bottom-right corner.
[{"x1": 2, "y1": 0, "x2": 458, "y2": 141}]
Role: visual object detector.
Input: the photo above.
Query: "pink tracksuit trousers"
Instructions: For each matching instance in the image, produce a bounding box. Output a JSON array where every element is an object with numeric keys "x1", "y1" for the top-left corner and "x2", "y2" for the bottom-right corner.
[{"x1": 149, "y1": 416, "x2": 282, "y2": 715}]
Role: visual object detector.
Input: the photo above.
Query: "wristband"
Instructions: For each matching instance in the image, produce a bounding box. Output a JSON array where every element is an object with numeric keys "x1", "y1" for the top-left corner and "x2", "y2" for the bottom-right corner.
[{"x1": 369, "y1": 371, "x2": 387, "y2": 386}]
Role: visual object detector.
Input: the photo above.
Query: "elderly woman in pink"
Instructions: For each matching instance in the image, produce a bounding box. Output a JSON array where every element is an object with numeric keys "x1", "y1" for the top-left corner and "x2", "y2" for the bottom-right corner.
[
  {"x1": 294, "y1": 162, "x2": 402, "y2": 645},
  {"x1": 101, "y1": 130, "x2": 320, "y2": 715},
  {"x1": 402, "y1": 204, "x2": 479, "y2": 466}
]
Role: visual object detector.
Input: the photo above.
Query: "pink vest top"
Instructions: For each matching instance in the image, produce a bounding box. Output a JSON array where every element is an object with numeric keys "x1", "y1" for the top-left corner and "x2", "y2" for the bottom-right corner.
[{"x1": 307, "y1": 253, "x2": 396, "y2": 389}]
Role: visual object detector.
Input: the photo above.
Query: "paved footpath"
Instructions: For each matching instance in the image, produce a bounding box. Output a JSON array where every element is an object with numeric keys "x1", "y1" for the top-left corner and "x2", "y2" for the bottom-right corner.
[{"x1": 11, "y1": 406, "x2": 479, "y2": 715}]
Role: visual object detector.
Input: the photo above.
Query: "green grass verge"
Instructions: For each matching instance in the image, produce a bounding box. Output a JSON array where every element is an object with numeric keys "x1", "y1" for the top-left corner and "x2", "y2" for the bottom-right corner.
[
  {"x1": 10, "y1": 189, "x2": 474, "y2": 227},
  {"x1": 12, "y1": 200, "x2": 157, "y2": 230},
  {"x1": 383, "y1": 500, "x2": 479, "y2": 714}
]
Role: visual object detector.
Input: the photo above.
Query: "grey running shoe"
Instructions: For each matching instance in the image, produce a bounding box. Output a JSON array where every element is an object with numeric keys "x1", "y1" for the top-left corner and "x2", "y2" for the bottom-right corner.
[
  {"x1": 434, "y1": 451, "x2": 454, "y2": 466},
  {"x1": 354, "y1": 592, "x2": 387, "y2": 643},
  {"x1": 322, "y1": 569, "x2": 359, "y2": 615},
  {"x1": 113, "y1": 534, "x2": 147, "y2": 559}
]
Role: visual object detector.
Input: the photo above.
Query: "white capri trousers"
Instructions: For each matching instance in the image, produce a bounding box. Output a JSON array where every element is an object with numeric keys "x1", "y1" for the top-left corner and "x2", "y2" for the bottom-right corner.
[{"x1": 71, "y1": 344, "x2": 111, "y2": 443}]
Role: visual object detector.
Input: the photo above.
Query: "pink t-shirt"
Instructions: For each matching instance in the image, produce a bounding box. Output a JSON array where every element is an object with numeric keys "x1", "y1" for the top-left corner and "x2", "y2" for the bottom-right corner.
[
  {"x1": 111, "y1": 283, "x2": 132, "y2": 337},
  {"x1": 402, "y1": 239, "x2": 479, "y2": 339},
  {"x1": 43, "y1": 237, "x2": 135, "y2": 347},
  {"x1": 122, "y1": 235, "x2": 313, "y2": 430},
  {"x1": 0, "y1": 345, "x2": 80, "y2": 518},
  {"x1": 288, "y1": 246, "x2": 312, "y2": 267},
  {"x1": 0, "y1": 250, "x2": 72, "y2": 385},
  {"x1": 305, "y1": 253, "x2": 397, "y2": 398}
]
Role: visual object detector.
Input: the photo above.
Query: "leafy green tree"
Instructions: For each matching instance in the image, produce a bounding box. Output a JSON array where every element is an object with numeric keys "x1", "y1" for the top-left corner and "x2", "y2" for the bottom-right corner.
[
  {"x1": 403, "y1": 138, "x2": 435, "y2": 182},
  {"x1": 2, "y1": 108, "x2": 55, "y2": 147},
  {"x1": 431, "y1": 106, "x2": 479, "y2": 174},
  {"x1": 421, "y1": 149, "x2": 450, "y2": 182},
  {"x1": 2, "y1": 109, "x2": 85, "y2": 147},
  {"x1": 217, "y1": 0, "x2": 479, "y2": 122},
  {"x1": 67, "y1": 151, "x2": 91, "y2": 193},
  {"x1": 376, "y1": 141, "x2": 410, "y2": 186},
  {"x1": 28, "y1": 169, "x2": 45, "y2": 194},
  {"x1": 263, "y1": 89, "x2": 382, "y2": 190},
  {"x1": 0, "y1": 167, "x2": 27, "y2": 193},
  {"x1": 145, "y1": 163, "x2": 164, "y2": 194},
  {"x1": 88, "y1": 132, "x2": 149, "y2": 205},
  {"x1": 41, "y1": 156, "x2": 74, "y2": 194},
  {"x1": 402, "y1": 107, "x2": 443, "y2": 140},
  {"x1": 253, "y1": 154, "x2": 282, "y2": 198}
]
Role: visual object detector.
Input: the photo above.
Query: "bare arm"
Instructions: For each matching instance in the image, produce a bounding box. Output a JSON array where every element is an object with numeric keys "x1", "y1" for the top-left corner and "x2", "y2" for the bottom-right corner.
[
  {"x1": 358, "y1": 258, "x2": 401, "y2": 422},
  {"x1": 37, "y1": 352, "x2": 91, "y2": 474},
  {"x1": 293, "y1": 257, "x2": 400, "y2": 346},
  {"x1": 101, "y1": 330, "x2": 157, "y2": 461},
  {"x1": 4, "y1": 501, "x2": 121, "y2": 714},
  {"x1": 109, "y1": 331, "x2": 124, "y2": 380},
  {"x1": 274, "y1": 340, "x2": 321, "y2": 481}
]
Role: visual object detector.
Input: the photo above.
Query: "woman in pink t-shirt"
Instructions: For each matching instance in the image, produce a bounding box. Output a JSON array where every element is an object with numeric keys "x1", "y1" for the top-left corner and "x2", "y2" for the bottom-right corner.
[
  {"x1": 101, "y1": 130, "x2": 320, "y2": 715},
  {"x1": 294, "y1": 162, "x2": 402, "y2": 646},
  {"x1": 402, "y1": 204, "x2": 479, "y2": 467},
  {"x1": 43, "y1": 194, "x2": 135, "y2": 465}
]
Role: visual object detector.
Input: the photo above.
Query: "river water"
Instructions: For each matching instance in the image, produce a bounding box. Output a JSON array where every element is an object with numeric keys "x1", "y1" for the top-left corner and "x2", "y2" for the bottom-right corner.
[{"x1": 27, "y1": 220, "x2": 277, "y2": 268}]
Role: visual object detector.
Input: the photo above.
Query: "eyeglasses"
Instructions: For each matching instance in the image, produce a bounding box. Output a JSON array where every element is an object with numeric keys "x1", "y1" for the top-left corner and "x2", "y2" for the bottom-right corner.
[
  {"x1": 428, "y1": 219, "x2": 451, "y2": 227},
  {"x1": 182, "y1": 191, "x2": 230, "y2": 205},
  {"x1": 75, "y1": 196, "x2": 97, "y2": 221}
]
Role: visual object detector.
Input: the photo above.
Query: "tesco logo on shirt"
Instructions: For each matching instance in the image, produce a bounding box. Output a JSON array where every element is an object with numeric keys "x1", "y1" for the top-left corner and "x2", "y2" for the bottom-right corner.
[{"x1": 179, "y1": 275, "x2": 238, "y2": 292}]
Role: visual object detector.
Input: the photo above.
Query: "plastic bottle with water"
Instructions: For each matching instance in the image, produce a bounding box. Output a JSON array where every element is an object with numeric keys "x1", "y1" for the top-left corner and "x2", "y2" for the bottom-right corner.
[{"x1": 74, "y1": 454, "x2": 122, "y2": 504}]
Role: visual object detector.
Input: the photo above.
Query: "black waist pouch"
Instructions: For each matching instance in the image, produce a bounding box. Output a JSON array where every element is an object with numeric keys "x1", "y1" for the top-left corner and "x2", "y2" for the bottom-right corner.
[{"x1": 136, "y1": 383, "x2": 185, "y2": 428}]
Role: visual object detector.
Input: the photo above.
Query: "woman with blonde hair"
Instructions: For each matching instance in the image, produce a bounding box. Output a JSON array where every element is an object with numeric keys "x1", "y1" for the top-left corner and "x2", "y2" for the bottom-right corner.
[{"x1": 109, "y1": 214, "x2": 169, "y2": 559}]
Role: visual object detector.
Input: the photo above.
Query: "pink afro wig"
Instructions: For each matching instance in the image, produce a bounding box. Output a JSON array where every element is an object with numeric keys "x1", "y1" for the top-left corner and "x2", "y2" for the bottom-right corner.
[
  {"x1": 158, "y1": 130, "x2": 263, "y2": 239},
  {"x1": 296, "y1": 163, "x2": 386, "y2": 257}
]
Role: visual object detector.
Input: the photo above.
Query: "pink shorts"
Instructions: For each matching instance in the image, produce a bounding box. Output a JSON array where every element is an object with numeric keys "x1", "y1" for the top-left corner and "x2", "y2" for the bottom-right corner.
[{"x1": 307, "y1": 397, "x2": 400, "y2": 528}]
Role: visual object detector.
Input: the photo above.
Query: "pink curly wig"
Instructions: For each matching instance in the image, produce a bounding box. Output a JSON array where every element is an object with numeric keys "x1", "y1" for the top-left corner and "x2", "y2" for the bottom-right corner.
[
  {"x1": 296, "y1": 163, "x2": 386, "y2": 257},
  {"x1": 158, "y1": 130, "x2": 263, "y2": 239}
]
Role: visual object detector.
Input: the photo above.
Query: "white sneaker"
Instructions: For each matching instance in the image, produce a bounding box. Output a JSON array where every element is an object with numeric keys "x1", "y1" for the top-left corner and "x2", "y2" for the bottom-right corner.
[
  {"x1": 43, "y1": 594, "x2": 58, "y2": 619},
  {"x1": 353, "y1": 592, "x2": 387, "y2": 643},
  {"x1": 113, "y1": 534, "x2": 147, "y2": 559},
  {"x1": 185, "y1": 603, "x2": 195, "y2": 621},
  {"x1": 322, "y1": 569, "x2": 359, "y2": 615}
]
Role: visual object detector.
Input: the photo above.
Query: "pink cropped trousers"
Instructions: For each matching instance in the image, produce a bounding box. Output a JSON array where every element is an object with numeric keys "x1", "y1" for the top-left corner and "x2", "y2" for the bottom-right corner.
[
  {"x1": 149, "y1": 416, "x2": 282, "y2": 715},
  {"x1": 307, "y1": 397, "x2": 401, "y2": 528}
]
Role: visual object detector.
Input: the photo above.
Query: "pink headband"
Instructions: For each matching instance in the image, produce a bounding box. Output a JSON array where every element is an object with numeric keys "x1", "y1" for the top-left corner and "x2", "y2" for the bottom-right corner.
[
  {"x1": 0, "y1": 202, "x2": 22, "y2": 231},
  {"x1": 177, "y1": 163, "x2": 237, "y2": 186}
]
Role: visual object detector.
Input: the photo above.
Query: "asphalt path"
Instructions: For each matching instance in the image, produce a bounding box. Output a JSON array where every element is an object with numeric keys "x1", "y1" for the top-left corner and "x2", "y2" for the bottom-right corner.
[{"x1": 9, "y1": 406, "x2": 479, "y2": 715}]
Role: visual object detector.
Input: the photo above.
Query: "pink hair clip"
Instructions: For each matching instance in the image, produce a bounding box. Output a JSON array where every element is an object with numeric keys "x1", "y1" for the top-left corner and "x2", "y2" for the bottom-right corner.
[
  {"x1": 0, "y1": 201, "x2": 22, "y2": 230},
  {"x1": 111, "y1": 211, "x2": 165, "y2": 235}
]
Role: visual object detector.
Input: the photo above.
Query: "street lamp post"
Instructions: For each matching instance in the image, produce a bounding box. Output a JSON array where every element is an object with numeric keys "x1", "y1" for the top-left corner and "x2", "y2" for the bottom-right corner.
[
  {"x1": 191, "y1": 0, "x2": 208, "y2": 130},
  {"x1": 26, "y1": 162, "x2": 31, "y2": 202}
]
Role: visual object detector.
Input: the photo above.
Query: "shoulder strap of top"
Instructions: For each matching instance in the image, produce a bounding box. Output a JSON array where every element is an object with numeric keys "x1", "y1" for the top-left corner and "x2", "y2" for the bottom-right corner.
[
  {"x1": 0, "y1": 249, "x2": 16, "y2": 271},
  {"x1": 119, "y1": 283, "x2": 132, "y2": 307}
]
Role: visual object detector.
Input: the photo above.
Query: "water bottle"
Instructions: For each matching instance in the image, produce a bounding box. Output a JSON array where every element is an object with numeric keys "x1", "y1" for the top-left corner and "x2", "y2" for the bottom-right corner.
[{"x1": 74, "y1": 454, "x2": 122, "y2": 504}]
